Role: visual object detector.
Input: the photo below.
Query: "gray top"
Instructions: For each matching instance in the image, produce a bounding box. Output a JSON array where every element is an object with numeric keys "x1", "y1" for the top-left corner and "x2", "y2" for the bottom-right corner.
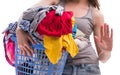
[{"x1": 59, "y1": 1, "x2": 99, "y2": 65}]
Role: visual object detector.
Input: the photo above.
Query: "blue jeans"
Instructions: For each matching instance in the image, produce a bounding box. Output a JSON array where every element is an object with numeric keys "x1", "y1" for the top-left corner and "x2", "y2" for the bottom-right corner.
[{"x1": 62, "y1": 64, "x2": 101, "y2": 75}]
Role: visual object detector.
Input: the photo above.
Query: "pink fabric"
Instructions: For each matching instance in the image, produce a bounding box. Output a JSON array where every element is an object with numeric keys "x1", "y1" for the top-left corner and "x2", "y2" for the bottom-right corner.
[
  {"x1": 3, "y1": 31, "x2": 15, "y2": 66},
  {"x1": 6, "y1": 38, "x2": 15, "y2": 62}
]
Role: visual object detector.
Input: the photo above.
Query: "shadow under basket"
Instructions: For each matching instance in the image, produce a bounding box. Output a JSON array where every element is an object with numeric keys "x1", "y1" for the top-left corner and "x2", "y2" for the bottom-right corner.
[{"x1": 12, "y1": 36, "x2": 68, "y2": 75}]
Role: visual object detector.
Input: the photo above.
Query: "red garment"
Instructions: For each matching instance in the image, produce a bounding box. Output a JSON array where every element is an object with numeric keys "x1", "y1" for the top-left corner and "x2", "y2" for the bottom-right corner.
[{"x1": 36, "y1": 10, "x2": 73, "y2": 37}]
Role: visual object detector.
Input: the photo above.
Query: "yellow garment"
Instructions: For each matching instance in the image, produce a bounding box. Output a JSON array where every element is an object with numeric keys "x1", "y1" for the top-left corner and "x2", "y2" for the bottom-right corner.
[
  {"x1": 44, "y1": 17, "x2": 78, "y2": 64},
  {"x1": 71, "y1": 17, "x2": 75, "y2": 27},
  {"x1": 44, "y1": 34, "x2": 78, "y2": 64}
]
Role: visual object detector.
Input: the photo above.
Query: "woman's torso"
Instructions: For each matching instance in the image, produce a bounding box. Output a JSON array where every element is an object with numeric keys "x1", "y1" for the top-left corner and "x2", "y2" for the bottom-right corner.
[{"x1": 58, "y1": 0, "x2": 99, "y2": 65}]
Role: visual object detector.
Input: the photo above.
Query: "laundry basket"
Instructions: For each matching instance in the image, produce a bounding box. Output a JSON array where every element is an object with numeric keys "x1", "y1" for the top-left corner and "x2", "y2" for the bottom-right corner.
[{"x1": 12, "y1": 36, "x2": 68, "y2": 75}]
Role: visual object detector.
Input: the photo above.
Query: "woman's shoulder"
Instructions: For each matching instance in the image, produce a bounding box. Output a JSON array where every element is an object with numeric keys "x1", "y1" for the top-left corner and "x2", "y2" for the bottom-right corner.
[
  {"x1": 93, "y1": 7, "x2": 104, "y2": 25},
  {"x1": 93, "y1": 8, "x2": 104, "y2": 18}
]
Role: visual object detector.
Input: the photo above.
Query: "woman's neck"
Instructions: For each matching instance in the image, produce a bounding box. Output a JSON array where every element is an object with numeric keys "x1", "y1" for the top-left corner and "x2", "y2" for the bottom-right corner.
[
  {"x1": 65, "y1": 0, "x2": 89, "y2": 5},
  {"x1": 64, "y1": 0, "x2": 90, "y2": 18},
  {"x1": 65, "y1": 0, "x2": 89, "y2": 8}
]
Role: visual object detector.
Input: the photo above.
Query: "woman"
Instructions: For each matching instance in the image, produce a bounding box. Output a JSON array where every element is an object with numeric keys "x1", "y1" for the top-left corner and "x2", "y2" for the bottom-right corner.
[{"x1": 16, "y1": 0, "x2": 113, "y2": 75}]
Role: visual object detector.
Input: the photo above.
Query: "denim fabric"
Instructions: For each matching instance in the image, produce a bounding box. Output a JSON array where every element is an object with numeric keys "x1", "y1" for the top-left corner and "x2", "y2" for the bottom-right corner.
[{"x1": 62, "y1": 64, "x2": 101, "y2": 75}]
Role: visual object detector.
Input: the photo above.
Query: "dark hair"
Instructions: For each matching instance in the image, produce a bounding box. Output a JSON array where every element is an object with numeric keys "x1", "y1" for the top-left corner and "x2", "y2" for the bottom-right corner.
[{"x1": 88, "y1": 0, "x2": 100, "y2": 10}]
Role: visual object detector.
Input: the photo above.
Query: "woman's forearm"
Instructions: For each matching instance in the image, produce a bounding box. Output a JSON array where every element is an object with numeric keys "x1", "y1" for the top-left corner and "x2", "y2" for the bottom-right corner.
[{"x1": 98, "y1": 50, "x2": 111, "y2": 63}]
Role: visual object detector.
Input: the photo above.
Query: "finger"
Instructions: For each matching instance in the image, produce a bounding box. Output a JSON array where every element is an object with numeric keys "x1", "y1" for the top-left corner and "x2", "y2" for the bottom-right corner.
[
  {"x1": 94, "y1": 36, "x2": 103, "y2": 48},
  {"x1": 104, "y1": 24, "x2": 107, "y2": 36},
  {"x1": 19, "y1": 49, "x2": 23, "y2": 54},
  {"x1": 22, "y1": 47, "x2": 27, "y2": 56},
  {"x1": 106, "y1": 24, "x2": 110, "y2": 37},
  {"x1": 104, "y1": 24, "x2": 109, "y2": 37},
  {"x1": 24, "y1": 43, "x2": 34, "y2": 56},
  {"x1": 28, "y1": 36, "x2": 36, "y2": 45},
  {"x1": 19, "y1": 46, "x2": 23, "y2": 54},
  {"x1": 94, "y1": 36, "x2": 100, "y2": 43},
  {"x1": 101, "y1": 25, "x2": 104, "y2": 41},
  {"x1": 25, "y1": 46, "x2": 33, "y2": 57},
  {"x1": 111, "y1": 28, "x2": 113, "y2": 39}
]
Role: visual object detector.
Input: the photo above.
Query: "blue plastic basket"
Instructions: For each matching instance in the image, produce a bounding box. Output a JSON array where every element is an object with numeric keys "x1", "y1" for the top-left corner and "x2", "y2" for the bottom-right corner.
[{"x1": 12, "y1": 36, "x2": 68, "y2": 75}]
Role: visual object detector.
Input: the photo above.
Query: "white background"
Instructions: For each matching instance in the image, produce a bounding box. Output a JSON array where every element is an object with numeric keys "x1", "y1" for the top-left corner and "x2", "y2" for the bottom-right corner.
[{"x1": 0, "y1": 0, "x2": 120, "y2": 75}]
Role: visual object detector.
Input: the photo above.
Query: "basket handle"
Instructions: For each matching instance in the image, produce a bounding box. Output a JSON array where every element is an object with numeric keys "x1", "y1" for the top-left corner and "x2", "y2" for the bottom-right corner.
[{"x1": 31, "y1": 44, "x2": 45, "y2": 50}]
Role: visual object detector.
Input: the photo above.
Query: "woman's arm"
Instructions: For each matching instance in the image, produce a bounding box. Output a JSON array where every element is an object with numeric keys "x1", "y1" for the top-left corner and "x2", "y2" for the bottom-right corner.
[
  {"x1": 93, "y1": 8, "x2": 113, "y2": 63},
  {"x1": 16, "y1": 0, "x2": 60, "y2": 56}
]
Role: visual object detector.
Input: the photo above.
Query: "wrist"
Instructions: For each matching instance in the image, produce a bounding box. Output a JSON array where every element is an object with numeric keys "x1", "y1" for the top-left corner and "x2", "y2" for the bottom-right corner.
[
  {"x1": 16, "y1": 27, "x2": 28, "y2": 35},
  {"x1": 16, "y1": 27, "x2": 23, "y2": 33},
  {"x1": 98, "y1": 50, "x2": 111, "y2": 63}
]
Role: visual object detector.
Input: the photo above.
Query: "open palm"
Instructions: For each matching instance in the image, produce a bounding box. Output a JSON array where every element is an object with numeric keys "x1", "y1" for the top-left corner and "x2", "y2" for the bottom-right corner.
[{"x1": 94, "y1": 24, "x2": 113, "y2": 52}]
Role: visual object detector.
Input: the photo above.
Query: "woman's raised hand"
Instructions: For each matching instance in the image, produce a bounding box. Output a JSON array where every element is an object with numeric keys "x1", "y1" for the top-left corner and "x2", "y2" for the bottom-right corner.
[{"x1": 94, "y1": 24, "x2": 113, "y2": 52}]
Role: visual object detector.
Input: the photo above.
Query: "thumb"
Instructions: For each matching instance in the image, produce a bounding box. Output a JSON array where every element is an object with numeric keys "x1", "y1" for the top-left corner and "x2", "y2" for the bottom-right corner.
[
  {"x1": 94, "y1": 36, "x2": 100, "y2": 42},
  {"x1": 94, "y1": 36, "x2": 102, "y2": 47}
]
